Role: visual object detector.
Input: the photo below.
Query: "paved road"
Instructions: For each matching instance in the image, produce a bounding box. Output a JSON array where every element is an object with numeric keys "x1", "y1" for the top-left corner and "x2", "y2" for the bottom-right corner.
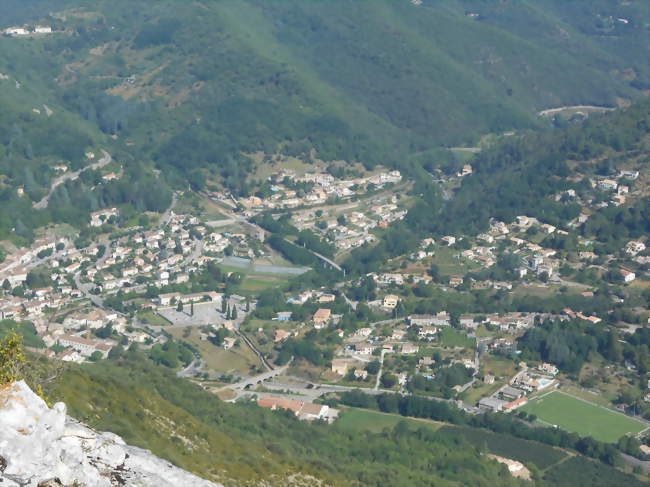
[
  {"x1": 34, "y1": 150, "x2": 112, "y2": 209},
  {"x1": 282, "y1": 238, "x2": 342, "y2": 272},
  {"x1": 218, "y1": 364, "x2": 291, "y2": 392}
]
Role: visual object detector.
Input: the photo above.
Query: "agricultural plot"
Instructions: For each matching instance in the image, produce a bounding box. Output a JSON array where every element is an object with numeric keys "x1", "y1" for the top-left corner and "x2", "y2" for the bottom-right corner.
[
  {"x1": 336, "y1": 408, "x2": 443, "y2": 434},
  {"x1": 521, "y1": 391, "x2": 647, "y2": 443}
]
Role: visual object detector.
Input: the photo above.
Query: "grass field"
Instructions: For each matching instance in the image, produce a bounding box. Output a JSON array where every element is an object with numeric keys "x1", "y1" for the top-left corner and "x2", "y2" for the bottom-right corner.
[
  {"x1": 521, "y1": 391, "x2": 647, "y2": 443},
  {"x1": 336, "y1": 408, "x2": 443, "y2": 434},
  {"x1": 137, "y1": 311, "x2": 171, "y2": 327},
  {"x1": 170, "y1": 328, "x2": 262, "y2": 375},
  {"x1": 439, "y1": 327, "x2": 475, "y2": 349}
]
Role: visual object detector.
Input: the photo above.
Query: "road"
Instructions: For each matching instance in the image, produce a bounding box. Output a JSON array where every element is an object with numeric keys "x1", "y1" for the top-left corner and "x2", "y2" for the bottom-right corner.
[
  {"x1": 34, "y1": 150, "x2": 112, "y2": 209},
  {"x1": 160, "y1": 192, "x2": 179, "y2": 226},
  {"x1": 218, "y1": 364, "x2": 291, "y2": 392},
  {"x1": 374, "y1": 349, "x2": 387, "y2": 390},
  {"x1": 282, "y1": 238, "x2": 342, "y2": 272}
]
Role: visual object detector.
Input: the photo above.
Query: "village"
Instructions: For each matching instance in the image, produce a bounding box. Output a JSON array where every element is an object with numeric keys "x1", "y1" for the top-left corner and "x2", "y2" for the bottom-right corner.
[{"x1": 0, "y1": 158, "x2": 648, "y2": 432}]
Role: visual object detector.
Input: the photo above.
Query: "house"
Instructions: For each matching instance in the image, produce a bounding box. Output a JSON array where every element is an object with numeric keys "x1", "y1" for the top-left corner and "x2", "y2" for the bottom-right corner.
[
  {"x1": 418, "y1": 326, "x2": 438, "y2": 339},
  {"x1": 391, "y1": 330, "x2": 406, "y2": 340},
  {"x1": 331, "y1": 359, "x2": 351, "y2": 376},
  {"x1": 274, "y1": 329, "x2": 291, "y2": 342},
  {"x1": 257, "y1": 397, "x2": 333, "y2": 422},
  {"x1": 441, "y1": 236, "x2": 456, "y2": 246},
  {"x1": 355, "y1": 343, "x2": 374, "y2": 355},
  {"x1": 318, "y1": 293, "x2": 336, "y2": 303},
  {"x1": 539, "y1": 363, "x2": 558, "y2": 375},
  {"x1": 158, "y1": 292, "x2": 181, "y2": 306},
  {"x1": 625, "y1": 241, "x2": 645, "y2": 255},
  {"x1": 222, "y1": 337, "x2": 237, "y2": 350},
  {"x1": 400, "y1": 344, "x2": 419, "y2": 354},
  {"x1": 90, "y1": 208, "x2": 119, "y2": 227},
  {"x1": 483, "y1": 374, "x2": 495, "y2": 384},
  {"x1": 382, "y1": 294, "x2": 400, "y2": 309},
  {"x1": 354, "y1": 369, "x2": 368, "y2": 380},
  {"x1": 597, "y1": 179, "x2": 618, "y2": 191},
  {"x1": 621, "y1": 269, "x2": 636, "y2": 283},
  {"x1": 355, "y1": 328, "x2": 372, "y2": 338},
  {"x1": 313, "y1": 308, "x2": 332, "y2": 328}
]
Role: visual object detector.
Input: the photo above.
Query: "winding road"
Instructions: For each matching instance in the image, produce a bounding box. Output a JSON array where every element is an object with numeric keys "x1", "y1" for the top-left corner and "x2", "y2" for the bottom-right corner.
[{"x1": 34, "y1": 150, "x2": 113, "y2": 209}]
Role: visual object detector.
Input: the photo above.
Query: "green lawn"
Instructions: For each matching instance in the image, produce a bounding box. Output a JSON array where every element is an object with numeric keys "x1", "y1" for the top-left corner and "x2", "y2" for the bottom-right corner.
[
  {"x1": 439, "y1": 327, "x2": 475, "y2": 349},
  {"x1": 336, "y1": 408, "x2": 443, "y2": 434},
  {"x1": 137, "y1": 311, "x2": 172, "y2": 327},
  {"x1": 521, "y1": 391, "x2": 647, "y2": 443}
]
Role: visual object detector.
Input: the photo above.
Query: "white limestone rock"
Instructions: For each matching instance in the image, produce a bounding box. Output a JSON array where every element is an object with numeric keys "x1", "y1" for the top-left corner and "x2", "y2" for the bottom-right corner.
[{"x1": 0, "y1": 381, "x2": 221, "y2": 487}]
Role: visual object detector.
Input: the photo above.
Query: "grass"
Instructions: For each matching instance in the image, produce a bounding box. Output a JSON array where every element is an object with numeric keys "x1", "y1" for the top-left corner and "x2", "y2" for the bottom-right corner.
[
  {"x1": 336, "y1": 408, "x2": 443, "y2": 434},
  {"x1": 480, "y1": 354, "x2": 518, "y2": 378},
  {"x1": 239, "y1": 276, "x2": 289, "y2": 293},
  {"x1": 439, "y1": 327, "x2": 475, "y2": 349},
  {"x1": 461, "y1": 381, "x2": 503, "y2": 406},
  {"x1": 521, "y1": 391, "x2": 648, "y2": 443},
  {"x1": 169, "y1": 328, "x2": 262, "y2": 375},
  {"x1": 137, "y1": 311, "x2": 172, "y2": 327}
]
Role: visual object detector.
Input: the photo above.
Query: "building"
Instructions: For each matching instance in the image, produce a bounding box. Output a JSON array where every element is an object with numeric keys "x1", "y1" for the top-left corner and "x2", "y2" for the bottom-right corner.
[
  {"x1": 621, "y1": 269, "x2": 636, "y2": 283},
  {"x1": 503, "y1": 397, "x2": 528, "y2": 413},
  {"x1": 90, "y1": 208, "x2": 119, "y2": 227},
  {"x1": 274, "y1": 329, "x2": 291, "y2": 342},
  {"x1": 257, "y1": 397, "x2": 333, "y2": 422},
  {"x1": 383, "y1": 294, "x2": 400, "y2": 309},
  {"x1": 331, "y1": 359, "x2": 350, "y2": 376},
  {"x1": 400, "y1": 344, "x2": 419, "y2": 354},
  {"x1": 222, "y1": 337, "x2": 237, "y2": 350},
  {"x1": 478, "y1": 397, "x2": 506, "y2": 412},
  {"x1": 57, "y1": 335, "x2": 112, "y2": 358},
  {"x1": 313, "y1": 308, "x2": 332, "y2": 328}
]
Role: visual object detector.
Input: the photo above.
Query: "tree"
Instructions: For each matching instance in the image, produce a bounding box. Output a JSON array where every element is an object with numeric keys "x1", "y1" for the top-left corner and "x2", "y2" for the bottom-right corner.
[
  {"x1": 177, "y1": 301, "x2": 184, "y2": 312},
  {"x1": 190, "y1": 301, "x2": 194, "y2": 316},
  {"x1": 0, "y1": 331, "x2": 26, "y2": 384},
  {"x1": 89, "y1": 351, "x2": 103, "y2": 362},
  {"x1": 231, "y1": 306, "x2": 238, "y2": 320},
  {"x1": 366, "y1": 360, "x2": 381, "y2": 375},
  {"x1": 381, "y1": 373, "x2": 398, "y2": 388},
  {"x1": 222, "y1": 297, "x2": 228, "y2": 314}
]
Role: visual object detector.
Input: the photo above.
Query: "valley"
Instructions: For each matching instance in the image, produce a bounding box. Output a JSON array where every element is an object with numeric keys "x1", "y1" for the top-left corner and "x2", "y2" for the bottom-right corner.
[{"x1": 2, "y1": 1, "x2": 650, "y2": 486}]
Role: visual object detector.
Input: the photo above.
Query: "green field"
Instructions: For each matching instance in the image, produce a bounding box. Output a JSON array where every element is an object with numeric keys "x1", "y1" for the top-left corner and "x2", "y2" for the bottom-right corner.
[
  {"x1": 521, "y1": 391, "x2": 647, "y2": 443},
  {"x1": 439, "y1": 327, "x2": 475, "y2": 349},
  {"x1": 336, "y1": 408, "x2": 443, "y2": 434}
]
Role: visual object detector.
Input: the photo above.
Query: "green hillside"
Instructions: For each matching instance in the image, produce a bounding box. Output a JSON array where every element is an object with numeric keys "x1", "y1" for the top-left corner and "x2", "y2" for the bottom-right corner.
[
  {"x1": 49, "y1": 352, "x2": 646, "y2": 487},
  {"x1": 1, "y1": 0, "x2": 650, "y2": 200},
  {"x1": 52, "y1": 353, "x2": 526, "y2": 486}
]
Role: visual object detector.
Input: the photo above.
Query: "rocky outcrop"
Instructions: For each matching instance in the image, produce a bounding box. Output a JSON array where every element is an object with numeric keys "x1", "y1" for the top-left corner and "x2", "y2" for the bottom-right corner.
[{"x1": 0, "y1": 381, "x2": 221, "y2": 487}]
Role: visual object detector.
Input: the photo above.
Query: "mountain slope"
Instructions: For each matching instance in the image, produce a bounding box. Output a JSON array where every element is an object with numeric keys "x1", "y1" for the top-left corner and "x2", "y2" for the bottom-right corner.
[
  {"x1": 1, "y1": 0, "x2": 650, "y2": 193},
  {"x1": 52, "y1": 353, "x2": 527, "y2": 486}
]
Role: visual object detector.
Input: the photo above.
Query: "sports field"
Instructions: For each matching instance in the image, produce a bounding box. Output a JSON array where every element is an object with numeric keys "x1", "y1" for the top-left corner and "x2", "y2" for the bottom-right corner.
[{"x1": 521, "y1": 391, "x2": 648, "y2": 443}]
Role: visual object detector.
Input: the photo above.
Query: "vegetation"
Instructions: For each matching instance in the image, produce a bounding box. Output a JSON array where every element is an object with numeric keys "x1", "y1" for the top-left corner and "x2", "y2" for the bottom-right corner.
[{"x1": 53, "y1": 352, "x2": 527, "y2": 486}]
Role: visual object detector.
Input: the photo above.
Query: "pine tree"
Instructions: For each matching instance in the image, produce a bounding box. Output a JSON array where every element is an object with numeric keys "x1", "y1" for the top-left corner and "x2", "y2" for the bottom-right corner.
[
  {"x1": 190, "y1": 301, "x2": 194, "y2": 316},
  {"x1": 232, "y1": 306, "x2": 238, "y2": 320}
]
